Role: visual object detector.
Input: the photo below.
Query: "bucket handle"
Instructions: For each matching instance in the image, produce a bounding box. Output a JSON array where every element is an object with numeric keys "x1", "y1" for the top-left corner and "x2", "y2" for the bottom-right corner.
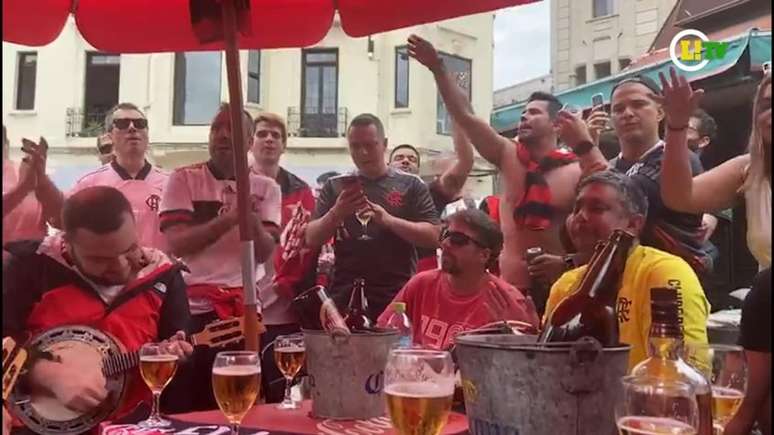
[
  {"x1": 329, "y1": 330, "x2": 350, "y2": 359},
  {"x1": 561, "y1": 337, "x2": 604, "y2": 395}
]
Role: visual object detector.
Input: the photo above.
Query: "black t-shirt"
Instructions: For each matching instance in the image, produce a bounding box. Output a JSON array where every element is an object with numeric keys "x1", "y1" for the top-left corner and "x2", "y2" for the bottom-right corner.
[
  {"x1": 610, "y1": 144, "x2": 712, "y2": 275},
  {"x1": 739, "y1": 268, "x2": 772, "y2": 353},
  {"x1": 314, "y1": 169, "x2": 440, "y2": 319}
]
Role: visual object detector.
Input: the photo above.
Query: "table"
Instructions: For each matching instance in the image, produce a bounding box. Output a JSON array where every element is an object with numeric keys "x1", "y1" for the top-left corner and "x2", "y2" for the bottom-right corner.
[{"x1": 101, "y1": 400, "x2": 470, "y2": 434}]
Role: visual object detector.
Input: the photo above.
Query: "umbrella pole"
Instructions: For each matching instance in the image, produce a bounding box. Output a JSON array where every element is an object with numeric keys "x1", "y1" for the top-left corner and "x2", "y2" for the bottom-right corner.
[{"x1": 221, "y1": 0, "x2": 261, "y2": 353}]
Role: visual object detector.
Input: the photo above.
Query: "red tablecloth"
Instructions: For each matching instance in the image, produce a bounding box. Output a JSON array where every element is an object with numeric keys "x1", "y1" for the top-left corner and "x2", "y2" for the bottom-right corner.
[{"x1": 101, "y1": 400, "x2": 469, "y2": 434}]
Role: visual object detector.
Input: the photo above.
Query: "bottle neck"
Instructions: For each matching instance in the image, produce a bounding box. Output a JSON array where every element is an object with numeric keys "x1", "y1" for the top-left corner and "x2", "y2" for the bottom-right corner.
[{"x1": 647, "y1": 328, "x2": 683, "y2": 360}]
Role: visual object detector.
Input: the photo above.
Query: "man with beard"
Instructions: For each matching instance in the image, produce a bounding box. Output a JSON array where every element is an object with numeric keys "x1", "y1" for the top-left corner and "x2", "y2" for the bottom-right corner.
[
  {"x1": 159, "y1": 104, "x2": 281, "y2": 410},
  {"x1": 37, "y1": 103, "x2": 170, "y2": 251},
  {"x1": 387, "y1": 124, "x2": 475, "y2": 272},
  {"x1": 3, "y1": 186, "x2": 192, "y2": 425},
  {"x1": 377, "y1": 209, "x2": 538, "y2": 350},
  {"x1": 409, "y1": 35, "x2": 589, "y2": 315},
  {"x1": 544, "y1": 171, "x2": 709, "y2": 369}
]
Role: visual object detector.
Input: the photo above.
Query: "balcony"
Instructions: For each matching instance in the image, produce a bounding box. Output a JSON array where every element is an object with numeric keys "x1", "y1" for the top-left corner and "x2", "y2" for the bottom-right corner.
[
  {"x1": 65, "y1": 107, "x2": 109, "y2": 138},
  {"x1": 287, "y1": 107, "x2": 348, "y2": 138}
]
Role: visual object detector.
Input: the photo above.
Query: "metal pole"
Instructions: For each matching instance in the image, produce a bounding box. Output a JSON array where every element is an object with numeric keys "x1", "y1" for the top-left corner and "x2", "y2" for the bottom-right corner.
[{"x1": 221, "y1": 0, "x2": 260, "y2": 353}]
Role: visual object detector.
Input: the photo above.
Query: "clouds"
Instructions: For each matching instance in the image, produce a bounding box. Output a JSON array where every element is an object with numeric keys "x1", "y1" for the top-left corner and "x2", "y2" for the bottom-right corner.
[{"x1": 494, "y1": 0, "x2": 551, "y2": 90}]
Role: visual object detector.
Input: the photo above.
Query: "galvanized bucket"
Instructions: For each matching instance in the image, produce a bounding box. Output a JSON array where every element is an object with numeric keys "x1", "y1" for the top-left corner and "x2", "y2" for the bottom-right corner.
[
  {"x1": 303, "y1": 329, "x2": 398, "y2": 420},
  {"x1": 455, "y1": 334, "x2": 631, "y2": 435}
]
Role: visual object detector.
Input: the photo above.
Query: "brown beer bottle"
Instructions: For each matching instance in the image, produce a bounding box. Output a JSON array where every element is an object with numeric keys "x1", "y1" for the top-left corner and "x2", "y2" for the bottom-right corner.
[
  {"x1": 538, "y1": 229, "x2": 635, "y2": 346},
  {"x1": 344, "y1": 278, "x2": 373, "y2": 332},
  {"x1": 630, "y1": 288, "x2": 713, "y2": 435},
  {"x1": 293, "y1": 285, "x2": 350, "y2": 334}
]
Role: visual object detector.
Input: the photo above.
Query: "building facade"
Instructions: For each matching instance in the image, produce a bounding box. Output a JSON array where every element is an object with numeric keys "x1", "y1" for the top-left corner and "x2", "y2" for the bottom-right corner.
[
  {"x1": 3, "y1": 13, "x2": 496, "y2": 198},
  {"x1": 551, "y1": 0, "x2": 678, "y2": 92},
  {"x1": 493, "y1": 74, "x2": 553, "y2": 108}
]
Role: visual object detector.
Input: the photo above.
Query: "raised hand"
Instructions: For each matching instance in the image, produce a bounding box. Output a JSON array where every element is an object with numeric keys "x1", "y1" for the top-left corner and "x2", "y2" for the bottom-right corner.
[
  {"x1": 654, "y1": 67, "x2": 705, "y2": 129},
  {"x1": 407, "y1": 34, "x2": 443, "y2": 73},
  {"x1": 586, "y1": 108, "x2": 611, "y2": 146},
  {"x1": 555, "y1": 109, "x2": 594, "y2": 151}
]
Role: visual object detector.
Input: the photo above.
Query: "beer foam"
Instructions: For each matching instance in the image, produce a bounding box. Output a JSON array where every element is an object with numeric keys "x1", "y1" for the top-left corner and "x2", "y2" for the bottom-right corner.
[
  {"x1": 275, "y1": 346, "x2": 305, "y2": 353},
  {"x1": 385, "y1": 382, "x2": 454, "y2": 398},
  {"x1": 711, "y1": 386, "x2": 744, "y2": 398},
  {"x1": 212, "y1": 365, "x2": 261, "y2": 376},
  {"x1": 139, "y1": 355, "x2": 179, "y2": 362},
  {"x1": 616, "y1": 416, "x2": 695, "y2": 434}
]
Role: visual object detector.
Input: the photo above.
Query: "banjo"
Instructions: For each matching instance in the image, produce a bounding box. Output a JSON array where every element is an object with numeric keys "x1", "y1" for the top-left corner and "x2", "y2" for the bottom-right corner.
[
  {"x1": 8, "y1": 317, "x2": 244, "y2": 435},
  {"x1": 3, "y1": 337, "x2": 28, "y2": 401}
]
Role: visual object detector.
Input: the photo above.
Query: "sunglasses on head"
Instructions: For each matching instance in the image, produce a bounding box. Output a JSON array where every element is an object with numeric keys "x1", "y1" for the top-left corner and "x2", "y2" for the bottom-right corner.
[
  {"x1": 440, "y1": 228, "x2": 486, "y2": 248},
  {"x1": 256, "y1": 130, "x2": 282, "y2": 140},
  {"x1": 112, "y1": 118, "x2": 148, "y2": 130}
]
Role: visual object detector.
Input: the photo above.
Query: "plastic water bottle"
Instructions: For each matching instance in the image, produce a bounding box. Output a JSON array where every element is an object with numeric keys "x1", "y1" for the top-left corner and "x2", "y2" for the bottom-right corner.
[{"x1": 386, "y1": 302, "x2": 413, "y2": 348}]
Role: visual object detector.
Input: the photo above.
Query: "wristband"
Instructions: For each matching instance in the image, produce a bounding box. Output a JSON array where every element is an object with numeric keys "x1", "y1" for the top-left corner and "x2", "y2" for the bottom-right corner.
[{"x1": 572, "y1": 140, "x2": 596, "y2": 156}]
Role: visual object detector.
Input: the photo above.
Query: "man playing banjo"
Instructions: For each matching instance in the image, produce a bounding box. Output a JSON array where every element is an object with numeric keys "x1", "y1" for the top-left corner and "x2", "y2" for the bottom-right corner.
[{"x1": 2, "y1": 186, "x2": 193, "y2": 431}]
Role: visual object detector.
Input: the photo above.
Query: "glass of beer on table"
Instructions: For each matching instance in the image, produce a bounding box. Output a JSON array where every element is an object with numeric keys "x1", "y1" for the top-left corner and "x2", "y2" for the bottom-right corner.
[
  {"x1": 682, "y1": 344, "x2": 748, "y2": 434},
  {"x1": 385, "y1": 349, "x2": 455, "y2": 435},
  {"x1": 616, "y1": 376, "x2": 699, "y2": 435},
  {"x1": 138, "y1": 342, "x2": 180, "y2": 428},
  {"x1": 274, "y1": 334, "x2": 306, "y2": 410},
  {"x1": 212, "y1": 351, "x2": 261, "y2": 435}
]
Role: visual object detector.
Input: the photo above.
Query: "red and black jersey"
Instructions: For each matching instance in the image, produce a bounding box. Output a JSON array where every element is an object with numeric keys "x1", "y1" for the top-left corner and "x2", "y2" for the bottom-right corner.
[{"x1": 2, "y1": 235, "x2": 191, "y2": 420}]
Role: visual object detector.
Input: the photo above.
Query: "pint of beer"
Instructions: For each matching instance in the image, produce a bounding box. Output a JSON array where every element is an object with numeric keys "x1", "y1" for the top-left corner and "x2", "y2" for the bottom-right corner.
[
  {"x1": 275, "y1": 346, "x2": 305, "y2": 379},
  {"x1": 386, "y1": 382, "x2": 454, "y2": 435},
  {"x1": 212, "y1": 351, "x2": 261, "y2": 429},
  {"x1": 139, "y1": 354, "x2": 179, "y2": 393}
]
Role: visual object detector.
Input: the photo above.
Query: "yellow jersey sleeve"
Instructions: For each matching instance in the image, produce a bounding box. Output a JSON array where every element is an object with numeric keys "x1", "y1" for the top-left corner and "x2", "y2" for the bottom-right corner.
[
  {"x1": 543, "y1": 267, "x2": 586, "y2": 326},
  {"x1": 638, "y1": 255, "x2": 711, "y2": 349}
]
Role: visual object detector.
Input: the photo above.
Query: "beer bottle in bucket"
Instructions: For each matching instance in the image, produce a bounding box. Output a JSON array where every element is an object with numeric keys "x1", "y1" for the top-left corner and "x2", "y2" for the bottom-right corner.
[
  {"x1": 629, "y1": 288, "x2": 713, "y2": 435},
  {"x1": 293, "y1": 285, "x2": 350, "y2": 335},
  {"x1": 344, "y1": 278, "x2": 373, "y2": 332},
  {"x1": 539, "y1": 229, "x2": 635, "y2": 346},
  {"x1": 525, "y1": 246, "x2": 548, "y2": 317}
]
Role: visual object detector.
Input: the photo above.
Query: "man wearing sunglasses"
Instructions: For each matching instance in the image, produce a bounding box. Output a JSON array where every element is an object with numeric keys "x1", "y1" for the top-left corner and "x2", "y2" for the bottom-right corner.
[
  {"x1": 39, "y1": 103, "x2": 170, "y2": 252},
  {"x1": 249, "y1": 112, "x2": 316, "y2": 403},
  {"x1": 377, "y1": 209, "x2": 539, "y2": 350}
]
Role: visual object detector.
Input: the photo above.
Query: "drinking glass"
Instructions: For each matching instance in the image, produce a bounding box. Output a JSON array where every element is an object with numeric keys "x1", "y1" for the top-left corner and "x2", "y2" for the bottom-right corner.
[
  {"x1": 615, "y1": 376, "x2": 699, "y2": 435},
  {"x1": 385, "y1": 349, "x2": 455, "y2": 435},
  {"x1": 273, "y1": 334, "x2": 306, "y2": 410},
  {"x1": 356, "y1": 207, "x2": 374, "y2": 240},
  {"x1": 138, "y1": 343, "x2": 179, "y2": 428},
  {"x1": 212, "y1": 351, "x2": 261, "y2": 435}
]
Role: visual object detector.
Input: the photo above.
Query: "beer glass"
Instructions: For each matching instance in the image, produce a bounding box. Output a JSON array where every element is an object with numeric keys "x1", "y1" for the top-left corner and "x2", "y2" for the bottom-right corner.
[
  {"x1": 615, "y1": 376, "x2": 699, "y2": 435},
  {"x1": 274, "y1": 334, "x2": 306, "y2": 410},
  {"x1": 138, "y1": 343, "x2": 179, "y2": 428},
  {"x1": 682, "y1": 344, "x2": 748, "y2": 434},
  {"x1": 212, "y1": 351, "x2": 261, "y2": 435},
  {"x1": 385, "y1": 349, "x2": 455, "y2": 435}
]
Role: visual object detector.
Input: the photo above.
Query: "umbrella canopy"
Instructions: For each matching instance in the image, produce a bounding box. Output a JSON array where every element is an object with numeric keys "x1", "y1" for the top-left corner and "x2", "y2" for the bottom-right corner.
[{"x1": 4, "y1": 0, "x2": 539, "y2": 50}]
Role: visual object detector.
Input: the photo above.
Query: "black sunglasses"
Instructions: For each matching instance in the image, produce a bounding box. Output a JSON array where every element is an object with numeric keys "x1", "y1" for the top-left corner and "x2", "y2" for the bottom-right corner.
[
  {"x1": 112, "y1": 118, "x2": 148, "y2": 130},
  {"x1": 440, "y1": 228, "x2": 486, "y2": 248}
]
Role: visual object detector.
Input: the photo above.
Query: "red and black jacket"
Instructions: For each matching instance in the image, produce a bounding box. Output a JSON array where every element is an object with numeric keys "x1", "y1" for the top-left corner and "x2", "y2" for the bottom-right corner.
[
  {"x1": 2, "y1": 236, "x2": 191, "y2": 420},
  {"x1": 271, "y1": 167, "x2": 317, "y2": 297}
]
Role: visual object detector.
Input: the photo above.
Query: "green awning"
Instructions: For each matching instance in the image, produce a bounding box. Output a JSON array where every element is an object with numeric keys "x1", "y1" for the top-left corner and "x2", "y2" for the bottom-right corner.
[{"x1": 492, "y1": 29, "x2": 772, "y2": 133}]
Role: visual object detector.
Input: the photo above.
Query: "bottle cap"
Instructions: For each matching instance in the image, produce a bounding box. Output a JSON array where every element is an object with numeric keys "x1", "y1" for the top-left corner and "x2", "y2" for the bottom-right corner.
[{"x1": 392, "y1": 302, "x2": 407, "y2": 313}]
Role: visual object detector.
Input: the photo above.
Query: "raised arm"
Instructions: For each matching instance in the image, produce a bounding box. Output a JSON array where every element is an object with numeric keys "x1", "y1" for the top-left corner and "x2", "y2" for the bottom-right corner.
[
  {"x1": 408, "y1": 35, "x2": 513, "y2": 168},
  {"x1": 436, "y1": 122, "x2": 475, "y2": 200},
  {"x1": 657, "y1": 69, "x2": 745, "y2": 213}
]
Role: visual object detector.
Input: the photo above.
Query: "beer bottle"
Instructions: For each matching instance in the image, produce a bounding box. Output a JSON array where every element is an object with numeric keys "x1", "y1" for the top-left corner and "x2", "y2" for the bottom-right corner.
[
  {"x1": 293, "y1": 285, "x2": 350, "y2": 335},
  {"x1": 629, "y1": 287, "x2": 713, "y2": 435},
  {"x1": 344, "y1": 278, "x2": 373, "y2": 332},
  {"x1": 525, "y1": 246, "x2": 548, "y2": 317},
  {"x1": 538, "y1": 229, "x2": 635, "y2": 346}
]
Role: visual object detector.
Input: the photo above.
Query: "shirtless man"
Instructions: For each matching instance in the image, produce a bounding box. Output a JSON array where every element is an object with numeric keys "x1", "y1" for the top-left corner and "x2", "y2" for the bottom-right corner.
[{"x1": 409, "y1": 36, "x2": 589, "y2": 310}]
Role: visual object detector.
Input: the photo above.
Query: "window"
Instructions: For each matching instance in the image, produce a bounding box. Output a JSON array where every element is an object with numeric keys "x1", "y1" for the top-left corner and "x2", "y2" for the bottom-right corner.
[
  {"x1": 16, "y1": 52, "x2": 37, "y2": 110},
  {"x1": 301, "y1": 49, "x2": 339, "y2": 137},
  {"x1": 247, "y1": 50, "x2": 260, "y2": 104},
  {"x1": 619, "y1": 58, "x2": 632, "y2": 71},
  {"x1": 593, "y1": 0, "x2": 614, "y2": 18},
  {"x1": 594, "y1": 61, "x2": 612, "y2": 80},
  {"x1": 83, "y1": 53, "x2": 121, "y2": 134},
  {"x1": 395, "y1": 46, "x2": 410, "y2": 108},
  {"x1": 437, "y1": 53, "x2": 472, "y2": 135},
  {"x1": 173, "y1": 52, "x2": 222, "y2": 125},
  {"x1": 575, "y1": 65, "x2": 587, "y2": 86}
]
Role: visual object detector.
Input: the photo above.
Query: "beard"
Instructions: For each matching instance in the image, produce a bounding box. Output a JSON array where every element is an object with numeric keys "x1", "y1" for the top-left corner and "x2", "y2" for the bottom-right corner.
[
  {"x1": 71, "y1": 253, "x2": 131, "y2": 287},
  {"x1": 441, "y1": 254, "x2": 461, "y2": 275}
]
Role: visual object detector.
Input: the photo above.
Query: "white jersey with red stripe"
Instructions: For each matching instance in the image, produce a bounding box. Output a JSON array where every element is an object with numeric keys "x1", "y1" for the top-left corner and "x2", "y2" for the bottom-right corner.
[
  {"x1": 70, "y1": 160, "x2": 169, "y2": 251},
  {"x1": 159, "y1": 161, "x2": 282, "y2": 315}
]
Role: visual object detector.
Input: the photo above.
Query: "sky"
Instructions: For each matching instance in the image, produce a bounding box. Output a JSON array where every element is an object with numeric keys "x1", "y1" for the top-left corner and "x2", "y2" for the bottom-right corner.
[{"x1": 493, "y1": 0, "x2": 552, "y2": 90}]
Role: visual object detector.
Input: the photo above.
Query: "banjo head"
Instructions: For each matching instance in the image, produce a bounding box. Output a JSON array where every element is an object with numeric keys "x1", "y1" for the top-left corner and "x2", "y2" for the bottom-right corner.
[{"x1": 9, "y1": 325, "x2": 127, "y2": 435}]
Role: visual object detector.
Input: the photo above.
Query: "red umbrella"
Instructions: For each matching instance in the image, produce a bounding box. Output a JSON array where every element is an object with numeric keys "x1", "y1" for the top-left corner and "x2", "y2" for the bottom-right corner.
[{"x1": 4, "y1": 0, "x2": 541, "y2": 351}]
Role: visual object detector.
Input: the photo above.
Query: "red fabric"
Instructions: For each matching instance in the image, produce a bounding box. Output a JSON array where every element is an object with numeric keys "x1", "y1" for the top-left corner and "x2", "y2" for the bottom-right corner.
[
  {"x1": 417, "y1": 255, "x2": 439, "y2": 273},
  {"x1": 513, "y1": 141, "x2": 577, "y2": 231},
  {"x1": 4, "y1": 0, "x2": 538, "y2": 51},
  {"x1": 484, "y1": 195, "x2": 501, "y2": 225},
  {"x1": 273, "y1": 185, "x2": 317, "y2": 298},
  {"x1": 186, "y1": 284, "x2": 244, "y2": 319},
  {"x1": 377, "y1": 270, "x2": 539, "y2": 351}
]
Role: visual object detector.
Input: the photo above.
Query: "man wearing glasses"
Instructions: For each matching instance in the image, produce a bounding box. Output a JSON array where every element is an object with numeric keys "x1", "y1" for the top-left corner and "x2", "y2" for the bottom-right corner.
[
  {"x1": 40, "y1": 103, "x2": 169, "y2": 251},
  {"x1": 377, "y1": 209, "x2": 539, "y2": 350}
]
